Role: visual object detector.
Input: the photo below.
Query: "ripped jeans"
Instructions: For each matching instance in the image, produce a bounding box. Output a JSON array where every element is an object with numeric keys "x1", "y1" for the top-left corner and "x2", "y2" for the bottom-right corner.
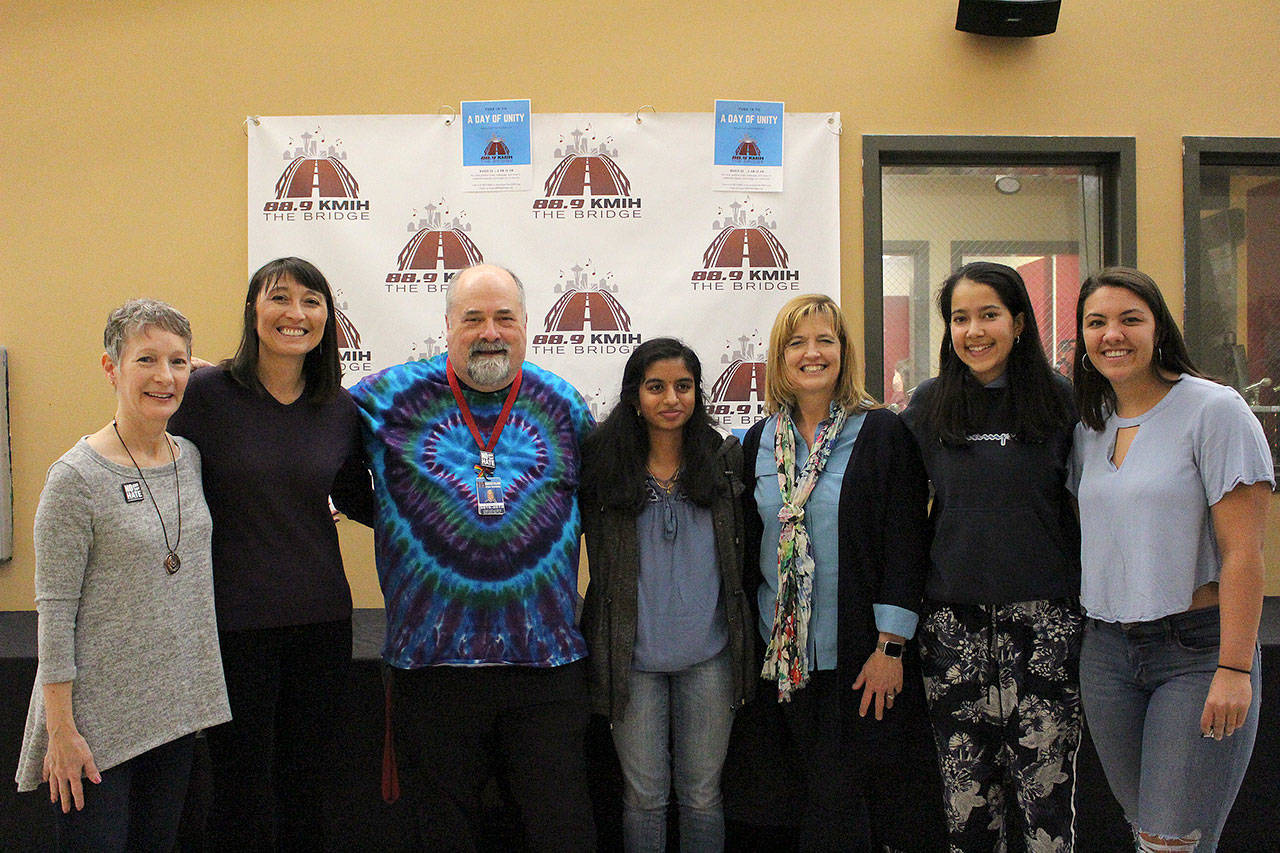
[{"x1": 1080, "y1": 609, "x2": 1260, "y2": 851}]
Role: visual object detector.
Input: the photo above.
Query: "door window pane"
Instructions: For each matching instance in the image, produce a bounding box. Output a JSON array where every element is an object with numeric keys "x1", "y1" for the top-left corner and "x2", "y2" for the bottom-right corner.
[
  {"x1": 881, "y1": 165, "x2": 1103, "y2": 408},
  {"x1": 1188, "y1": 161, "x2": 1280, "y2": 474}
]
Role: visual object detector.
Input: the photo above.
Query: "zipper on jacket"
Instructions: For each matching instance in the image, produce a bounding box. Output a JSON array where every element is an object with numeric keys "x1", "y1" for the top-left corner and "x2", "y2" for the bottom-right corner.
[{"x1": 604, "y1": 593, "x2": 614, "y2": 718}]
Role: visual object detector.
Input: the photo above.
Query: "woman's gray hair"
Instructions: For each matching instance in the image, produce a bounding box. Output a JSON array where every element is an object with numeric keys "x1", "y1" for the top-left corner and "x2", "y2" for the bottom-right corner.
[{"x1": 103, "y1": 299, "x2": 192, "y2": 363}]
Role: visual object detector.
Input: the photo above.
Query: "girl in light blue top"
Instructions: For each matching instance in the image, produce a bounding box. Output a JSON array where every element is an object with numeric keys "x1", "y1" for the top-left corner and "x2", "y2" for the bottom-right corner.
[
  {"x1": 580, "y1": 338, "x2": 754, "y2": 853},
  {"x1": 1069, "y1": 267, "x2": 1273, "y2": 852}
]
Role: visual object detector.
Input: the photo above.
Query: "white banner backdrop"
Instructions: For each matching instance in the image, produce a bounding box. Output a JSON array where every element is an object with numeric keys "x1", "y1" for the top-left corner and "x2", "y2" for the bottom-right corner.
[{"x1": 248, "y1": 113, "x2": 839, "y2": 430}]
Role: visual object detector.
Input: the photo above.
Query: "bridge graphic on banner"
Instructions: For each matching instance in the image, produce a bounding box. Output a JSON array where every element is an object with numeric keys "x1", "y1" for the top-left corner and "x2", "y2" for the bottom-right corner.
[{"x1": 275, "y1": 130, "x2": 359, "y2": 199}]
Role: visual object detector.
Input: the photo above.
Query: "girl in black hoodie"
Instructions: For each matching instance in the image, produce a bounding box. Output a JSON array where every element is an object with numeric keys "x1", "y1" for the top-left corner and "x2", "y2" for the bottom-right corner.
[{"x1": 903, "y1": 262, "x2": 1083, "y2": 852}]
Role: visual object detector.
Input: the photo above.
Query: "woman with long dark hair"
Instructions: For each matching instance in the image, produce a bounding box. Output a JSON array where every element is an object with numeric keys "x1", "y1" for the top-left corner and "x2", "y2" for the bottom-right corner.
[
  {"x1": 580, "y1": 337, "x2": 754, "y2": 852},
  {"x1": 1069, "y1": 267, "x2": 1272, "y2": 851},
  {"x1": 741, "y1": 294, "x2": 942, "y2": 851},
  {"x1": 902, "y1": 262, "x2": 1083, "y2": 850},
  {"x1": 168, "y1": 257, "x2": 372, "y2": 849}
]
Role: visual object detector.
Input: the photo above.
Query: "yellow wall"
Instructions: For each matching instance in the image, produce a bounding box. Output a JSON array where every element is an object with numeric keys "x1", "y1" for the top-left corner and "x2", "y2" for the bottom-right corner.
[{"x1": 3, "y1": 0, "x2": 1279, "y2": 608}]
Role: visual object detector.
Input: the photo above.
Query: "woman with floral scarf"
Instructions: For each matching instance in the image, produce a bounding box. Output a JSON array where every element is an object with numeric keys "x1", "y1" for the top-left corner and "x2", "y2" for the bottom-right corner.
[{"x1": 740, "y1": 294, "x2": 944, "y2": 851}]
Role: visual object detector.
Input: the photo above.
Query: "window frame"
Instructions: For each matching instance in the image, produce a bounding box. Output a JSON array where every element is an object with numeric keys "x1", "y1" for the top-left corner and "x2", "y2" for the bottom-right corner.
[
  {"x1": 862, "y1": 135, "x2": 1136, "y2": 399},
  {"x1": 1181, "y1": 136, "x2": 1280, "y2": 364}
]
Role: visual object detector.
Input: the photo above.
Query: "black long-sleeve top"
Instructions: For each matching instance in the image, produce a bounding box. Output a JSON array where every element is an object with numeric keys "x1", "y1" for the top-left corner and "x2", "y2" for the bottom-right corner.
[{"x1": 169, "y1": 367, "x2": 373, "y2": 632}]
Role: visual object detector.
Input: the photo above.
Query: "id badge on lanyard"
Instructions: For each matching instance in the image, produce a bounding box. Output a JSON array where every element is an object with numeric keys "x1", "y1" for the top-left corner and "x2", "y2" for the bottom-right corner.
[
  {"x1": 475, "y1": 475, "x2": 505, "y2": 516},
  {"x1": 447, "y1": 361, "x2": 521, "y2": 518}
]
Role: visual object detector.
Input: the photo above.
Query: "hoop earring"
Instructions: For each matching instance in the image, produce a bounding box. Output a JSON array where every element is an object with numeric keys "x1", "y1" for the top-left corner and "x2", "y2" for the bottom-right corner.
[
  {"x1": 1157, "y1": 346, "x2": 1164, "y2": 362},
  {"x1": 1015, "y1": 334, "x2": 1021, "y2": 345},
  {"x1": 1080, "y1": 356, "x2": 1095, "y2": 373}
]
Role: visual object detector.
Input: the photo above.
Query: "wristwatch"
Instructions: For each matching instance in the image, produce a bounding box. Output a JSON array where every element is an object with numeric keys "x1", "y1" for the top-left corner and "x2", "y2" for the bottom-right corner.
[{"x1": 878, "y1": 639, "x2": 904, "y2": 659}]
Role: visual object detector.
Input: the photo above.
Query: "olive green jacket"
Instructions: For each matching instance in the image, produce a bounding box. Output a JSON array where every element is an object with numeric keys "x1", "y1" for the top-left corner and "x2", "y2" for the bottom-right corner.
[{"x1": 579, "y1": 434, "x2": 756, "y2": 723}]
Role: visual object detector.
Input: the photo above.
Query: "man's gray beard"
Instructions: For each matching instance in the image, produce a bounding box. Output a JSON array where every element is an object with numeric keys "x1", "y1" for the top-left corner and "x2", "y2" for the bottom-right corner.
[{"x1": 467, "y1": 352, "x2": 512, "y2": 387}]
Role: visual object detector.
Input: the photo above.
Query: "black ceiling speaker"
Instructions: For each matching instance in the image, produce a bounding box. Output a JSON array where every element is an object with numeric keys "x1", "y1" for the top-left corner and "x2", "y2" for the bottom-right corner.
[{"x1": 956, "y1": 0, "x2": 1060, "y2": 36}]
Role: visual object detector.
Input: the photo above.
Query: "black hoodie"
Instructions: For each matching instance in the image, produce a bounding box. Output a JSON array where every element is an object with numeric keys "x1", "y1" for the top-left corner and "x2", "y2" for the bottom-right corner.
[{"x1": 902, "y1": 374, "x2": 1080, "y2": 604}]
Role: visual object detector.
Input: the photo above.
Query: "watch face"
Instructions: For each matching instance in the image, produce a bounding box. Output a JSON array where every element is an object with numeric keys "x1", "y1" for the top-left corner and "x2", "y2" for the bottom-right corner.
[{"x1": 881, "y1": 641, "x2": 904, "y2": 658}]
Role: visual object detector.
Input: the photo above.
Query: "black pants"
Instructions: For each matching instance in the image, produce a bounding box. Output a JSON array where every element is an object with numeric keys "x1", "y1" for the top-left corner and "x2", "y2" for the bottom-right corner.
[
  {"x1": 56, "y1": 733, "x2": 195, "y2": 853},
  {"x1": 770, "y1": 670, "x2": 947, "y2": 853},
  {"x1": 391, "y1": 660, "x2": 597, "y2": 853},
  {"x1": 919, "y1": 599, "x2": 1083, "y2": 853},
  {"x1": 203, "y1": 619, "x2": 352, "y2": 852},
  {"x1": 777, "y1": 670, "x2": 872, "y2": 852}
]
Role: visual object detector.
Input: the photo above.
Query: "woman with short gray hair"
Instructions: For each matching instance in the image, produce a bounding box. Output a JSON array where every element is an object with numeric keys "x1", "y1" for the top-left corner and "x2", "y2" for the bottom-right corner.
[{"x1": 14, "y1": 299, "x2": 229, "y2": 850}]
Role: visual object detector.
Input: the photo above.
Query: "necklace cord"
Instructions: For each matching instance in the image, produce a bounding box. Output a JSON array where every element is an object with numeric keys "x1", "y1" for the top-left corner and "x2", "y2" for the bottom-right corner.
[{"x1": 113, "y1": 421, "x2": 182, "y2": 571}]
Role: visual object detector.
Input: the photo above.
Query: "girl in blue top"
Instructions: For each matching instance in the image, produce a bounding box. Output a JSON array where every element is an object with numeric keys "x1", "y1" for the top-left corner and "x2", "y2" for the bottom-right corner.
[
  {"x1": 1070, "y1": 267, "x2": 1273, "y2": 852},
  {"x1": 580, "y1": 338, "x2": 754, "y2": 853}
]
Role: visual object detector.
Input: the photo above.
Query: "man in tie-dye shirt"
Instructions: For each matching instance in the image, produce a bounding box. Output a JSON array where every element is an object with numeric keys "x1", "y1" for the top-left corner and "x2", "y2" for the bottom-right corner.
[{"x1": 350, "y1": 264, "x2": 597, "y2": 850}]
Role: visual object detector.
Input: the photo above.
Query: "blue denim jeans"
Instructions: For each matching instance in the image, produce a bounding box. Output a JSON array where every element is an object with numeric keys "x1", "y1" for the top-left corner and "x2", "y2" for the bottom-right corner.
[
  {"x1": 611, "y1": 647, "x2": 734, "y2": 853},
  {"x1": 1080, "y1": 609, "x2": 1261, "y2": 851}
]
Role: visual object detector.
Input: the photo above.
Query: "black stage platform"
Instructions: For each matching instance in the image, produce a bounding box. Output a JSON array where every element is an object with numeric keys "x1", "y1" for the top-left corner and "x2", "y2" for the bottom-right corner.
[{"x1": 3, "y1": 604, "x2": 1279, "y2": 851}]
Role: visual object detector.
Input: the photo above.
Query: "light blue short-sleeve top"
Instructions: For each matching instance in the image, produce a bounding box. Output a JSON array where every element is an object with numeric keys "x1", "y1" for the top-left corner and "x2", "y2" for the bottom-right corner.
[{"x1": 1068, "y1": 375, "x2": 1274, "y2": 623}]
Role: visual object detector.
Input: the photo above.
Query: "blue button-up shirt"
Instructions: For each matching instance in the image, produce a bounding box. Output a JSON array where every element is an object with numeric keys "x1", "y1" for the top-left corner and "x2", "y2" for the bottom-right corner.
[{"x1": 755, "y1": 412, "x2": 918, "y2": 670}]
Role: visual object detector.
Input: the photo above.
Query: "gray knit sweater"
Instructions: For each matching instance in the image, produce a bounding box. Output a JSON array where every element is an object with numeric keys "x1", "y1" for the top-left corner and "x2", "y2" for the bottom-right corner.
[{"x1": 15, "y1": 438, "x2": 230, "y2": 792}]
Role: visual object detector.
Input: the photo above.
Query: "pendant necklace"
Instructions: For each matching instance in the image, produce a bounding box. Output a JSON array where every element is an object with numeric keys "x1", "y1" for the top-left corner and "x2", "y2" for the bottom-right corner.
[
  {"x1": 113, "y1": 421, "x2": 182, "y2": 574},
  {"x1": 647, "y1": 465, "x2": 681, "y2": 495}
]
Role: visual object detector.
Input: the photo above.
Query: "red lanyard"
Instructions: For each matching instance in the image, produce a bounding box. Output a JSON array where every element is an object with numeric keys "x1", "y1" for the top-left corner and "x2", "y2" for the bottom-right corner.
[{"x1": 446, "y1": 361, "x2": 522, "y2": 467}]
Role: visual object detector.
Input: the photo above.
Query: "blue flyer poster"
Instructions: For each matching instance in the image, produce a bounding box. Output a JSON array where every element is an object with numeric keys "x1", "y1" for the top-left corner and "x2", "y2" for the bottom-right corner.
[
  {"x1": 713, "y1": 100, "x2": 784, "y2": 192},
  {"x1": 461, "y1": 99, "x2": 532, "y2": 191}
]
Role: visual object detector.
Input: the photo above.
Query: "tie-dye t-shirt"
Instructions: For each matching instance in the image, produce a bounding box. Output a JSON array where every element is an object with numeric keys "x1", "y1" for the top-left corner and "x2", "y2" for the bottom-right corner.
[{"x1": 350, "y1": 355, "x2": 594, "y2": 668}]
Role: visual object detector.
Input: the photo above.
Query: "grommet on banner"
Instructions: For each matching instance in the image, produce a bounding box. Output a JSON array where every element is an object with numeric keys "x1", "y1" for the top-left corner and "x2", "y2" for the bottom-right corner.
[
  {"x1": 242, "y1": 116, "x2": 261, "y2": 136},
  {"x1": 441, "y1": 104, "x2": 456, "y2": 126},
  {"x1": 635, "y1": 105, "x2": 656, "y2": 124},
  {"x1": 826, "y1": 114, "x2": 842, "y2": 135}
]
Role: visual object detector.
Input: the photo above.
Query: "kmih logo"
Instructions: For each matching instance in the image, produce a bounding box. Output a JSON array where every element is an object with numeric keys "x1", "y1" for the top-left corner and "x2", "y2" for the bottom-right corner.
[
  {"x1": 733, "y1": 135, "x2": 763, "y2": 160},
  {"x1": 385, "y1": 200, "x2": 484, "y2": 295},
  {"x1": 544, "y1": 263, "x2": 631, "y2": 332},
  {"x1": 261, "y1": 127, "x2": 369, "y2": 221},
  {"x1": 545, "y1": 127, "x2": 629, "y2": 196},
  {"x1": 482, "y1": 135, "x2": 512, "y2": 160},
  {"x1": 708, "y1": 334, "x2": 768, "y2": 428},
  {"x1": 533, "y1": 125, "x2": 642, "y2": 219},
  {"x1": 276, "y1": 131, "x2": 358, "y2": 198},
  {"x1": 690, "y1": 199, "x2": 800, "y2": 292},
  {"x1": 704, "y1": 200, "x2": 786, "y2": 268},
  {"x1": 532, "y1": 260, "x2": 640, "y2": 356}
]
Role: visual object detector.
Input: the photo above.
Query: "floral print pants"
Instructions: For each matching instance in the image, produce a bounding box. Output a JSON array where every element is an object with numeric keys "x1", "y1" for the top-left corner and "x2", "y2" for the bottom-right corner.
[{"x1": 919, "y1": 598, "x2": 1085, "y2": 853}]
